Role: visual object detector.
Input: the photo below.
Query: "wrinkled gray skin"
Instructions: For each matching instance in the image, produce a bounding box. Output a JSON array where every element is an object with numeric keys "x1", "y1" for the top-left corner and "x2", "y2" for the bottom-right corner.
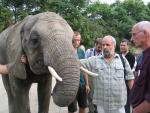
[{"x1": 0, "y1": 12, "x2": 80, "y2": 113}]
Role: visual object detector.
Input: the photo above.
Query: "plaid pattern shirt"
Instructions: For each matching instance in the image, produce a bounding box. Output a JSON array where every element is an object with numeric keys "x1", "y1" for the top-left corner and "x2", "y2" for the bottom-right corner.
[{"x1": 80, "y1": 53, "x2": 134, "y2": 110}]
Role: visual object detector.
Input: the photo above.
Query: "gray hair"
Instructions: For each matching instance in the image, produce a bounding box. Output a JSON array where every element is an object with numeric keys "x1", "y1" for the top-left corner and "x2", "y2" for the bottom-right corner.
[
  {"x1": 135, "y1": 21, "x2": 150, "y2": 31},
  {"x1": 103, "y1": 35, "x2": 116, "y2": 46}
]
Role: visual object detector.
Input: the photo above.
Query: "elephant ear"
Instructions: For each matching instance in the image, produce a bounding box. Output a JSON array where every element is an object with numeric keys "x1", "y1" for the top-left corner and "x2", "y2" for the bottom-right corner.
[{"x1": 7, "y1": 20, "x2": 28, "y2": 79}]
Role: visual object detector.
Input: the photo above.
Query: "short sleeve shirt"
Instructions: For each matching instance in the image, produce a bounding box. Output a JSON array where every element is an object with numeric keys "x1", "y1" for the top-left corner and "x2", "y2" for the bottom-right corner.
[
  {"x1": 77, "y1": 48, "x2": 85, "y2": 86},
  {"x1": 80, "y1": 53, "x2": 134, "y2": 110}
]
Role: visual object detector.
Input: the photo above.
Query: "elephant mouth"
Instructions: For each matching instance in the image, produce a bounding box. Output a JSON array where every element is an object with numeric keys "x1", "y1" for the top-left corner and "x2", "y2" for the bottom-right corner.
[{"x1": 31, "y1": 58, "x2": 47, "y2": 74}]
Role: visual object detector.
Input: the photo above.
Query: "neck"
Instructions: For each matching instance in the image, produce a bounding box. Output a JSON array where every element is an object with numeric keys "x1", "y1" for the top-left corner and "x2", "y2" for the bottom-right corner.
[
  {"x1": 122, "y1": 50, "x2": 129, "y2": 56},
  {"x1": 104, "y1": 54, "x2": 114, "y2": 62},
  {"x1": 142, "y1": 42, "x2": 150, "y2": 51}
]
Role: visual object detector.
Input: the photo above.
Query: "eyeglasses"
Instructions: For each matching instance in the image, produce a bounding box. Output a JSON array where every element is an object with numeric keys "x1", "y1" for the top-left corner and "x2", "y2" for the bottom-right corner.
[{"x1": 132, "y1": 31, "x2": 143, "y2": 37}]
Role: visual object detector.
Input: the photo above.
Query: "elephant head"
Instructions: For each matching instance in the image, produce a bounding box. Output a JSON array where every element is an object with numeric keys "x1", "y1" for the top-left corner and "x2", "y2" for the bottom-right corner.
[{"x1": 6, "y1": 12, "x2": 80, "y2": 106}]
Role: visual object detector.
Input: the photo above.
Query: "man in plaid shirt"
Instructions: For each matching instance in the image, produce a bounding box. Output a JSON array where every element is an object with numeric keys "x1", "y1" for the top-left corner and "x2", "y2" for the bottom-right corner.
[{"x1": 80, "y1": 35, "x2": 134, "y2": 113}]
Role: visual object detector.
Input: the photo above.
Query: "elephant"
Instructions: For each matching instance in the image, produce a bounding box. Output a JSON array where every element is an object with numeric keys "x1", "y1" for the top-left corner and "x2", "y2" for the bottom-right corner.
[{"x1": 0, "y1": 12, "x2": 80, "y2": 113}]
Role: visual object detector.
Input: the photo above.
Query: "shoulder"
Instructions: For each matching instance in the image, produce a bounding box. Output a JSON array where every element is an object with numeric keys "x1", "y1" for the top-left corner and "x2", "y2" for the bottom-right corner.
[
  {"x1": 126, "y1": 52, "x2": 135, "y2": 58},
  {"x1": 85, "y1": 48, "x2": 95, "y2": 58},
  {"x1": 86, "y1": 48, "x2": 94, "y2": 52},
  {"x1": 78, "y1": 48, "x2": 84, "y2": 53},
  {"x1": 77, "y1": 48, "x2": 85, "y2": 58},
  {"x1": 115, "y1": 53, "x2": 127, "y2": 65},
  {"x1": 115, "y1": 53, "x2": 123, "y2": 59},
  {"x1": 85, "y1": 48, "x2": 91, "y2": 53}
]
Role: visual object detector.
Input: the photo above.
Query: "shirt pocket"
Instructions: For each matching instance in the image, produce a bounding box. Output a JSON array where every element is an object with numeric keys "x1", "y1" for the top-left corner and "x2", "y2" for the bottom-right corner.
[
  {"x1": 94, "y1": 65, "x2": 105, "y2": 76},
  {"x1": 115, "y1": 65, "x2": 124, "y2": 78}
]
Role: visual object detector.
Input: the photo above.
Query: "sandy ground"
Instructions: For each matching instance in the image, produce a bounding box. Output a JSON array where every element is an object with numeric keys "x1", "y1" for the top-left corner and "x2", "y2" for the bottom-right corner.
[{"x1": 0, "y1": 76, "x2": 82, "y2": 113}]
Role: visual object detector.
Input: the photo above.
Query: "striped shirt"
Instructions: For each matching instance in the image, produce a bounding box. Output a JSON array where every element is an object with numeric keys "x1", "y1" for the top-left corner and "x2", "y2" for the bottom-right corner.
[{"x1": 80, "y1": 53, "x2": 134, "y2": 110}]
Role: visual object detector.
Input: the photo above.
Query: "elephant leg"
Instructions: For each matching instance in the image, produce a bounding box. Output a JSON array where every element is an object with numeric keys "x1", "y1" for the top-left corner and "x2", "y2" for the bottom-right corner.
[
  {"x1": 9, "y1": 78, "x2": 32, "y2": 113},
  {"x1": 2, "y1": 76, "x2": 14, "y2": 113},
  {"x1": 37, "y1": 76, "x2": 52, "y2": 113}
]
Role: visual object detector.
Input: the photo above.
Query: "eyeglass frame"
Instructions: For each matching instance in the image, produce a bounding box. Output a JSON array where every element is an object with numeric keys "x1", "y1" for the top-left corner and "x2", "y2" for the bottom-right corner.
[{"x1": 131, "y1": 31, "x2": 143, "y2": 37}]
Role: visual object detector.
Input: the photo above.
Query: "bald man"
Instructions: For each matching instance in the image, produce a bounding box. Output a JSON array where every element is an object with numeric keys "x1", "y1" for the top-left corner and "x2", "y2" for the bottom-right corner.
[
  {"x1": 81, "y1": 36, "x2": 134, "y2": 113},
  {"x1": 130, "y1": 21, "x2": 150, "y2": 113}
]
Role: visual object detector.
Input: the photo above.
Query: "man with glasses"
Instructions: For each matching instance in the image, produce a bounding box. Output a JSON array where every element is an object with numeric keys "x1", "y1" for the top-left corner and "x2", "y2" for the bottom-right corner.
[{"x1": 130, "y1": 21, "x2": 150, "y2": 113}]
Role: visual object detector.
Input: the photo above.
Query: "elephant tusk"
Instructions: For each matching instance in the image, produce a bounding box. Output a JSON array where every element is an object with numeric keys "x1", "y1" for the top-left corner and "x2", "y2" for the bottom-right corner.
[
  {"x1": 80, "y1": 66, "x2": 99, "y2": 76},
  {"x1": 48, "y1": 66, "x2": 63, "y2": 82}
]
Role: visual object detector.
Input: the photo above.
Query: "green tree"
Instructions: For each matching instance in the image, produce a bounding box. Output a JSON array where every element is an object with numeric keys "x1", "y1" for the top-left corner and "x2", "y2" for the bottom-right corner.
[{"x1": 0, "y1": 4, "x2": 12, "y2": 32}]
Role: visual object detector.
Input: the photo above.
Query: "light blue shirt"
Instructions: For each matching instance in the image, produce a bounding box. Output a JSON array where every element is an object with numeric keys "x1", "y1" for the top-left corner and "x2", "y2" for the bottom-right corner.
[
  {"x1": 85, "y1": 48, "x2": 101, "y2": 58},
  {"x1": 80, "y1": 53, "x2": 134, "y2": 110}
]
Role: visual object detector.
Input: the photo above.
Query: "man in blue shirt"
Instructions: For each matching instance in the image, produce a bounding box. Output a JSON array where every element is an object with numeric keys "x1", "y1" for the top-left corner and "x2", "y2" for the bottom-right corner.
[
  {"x1": 85, "y1": 38, "x2": 102, "y2": 58},
  {"x1": 85, "y1": 38, "x2": 102, "y2": 113}
]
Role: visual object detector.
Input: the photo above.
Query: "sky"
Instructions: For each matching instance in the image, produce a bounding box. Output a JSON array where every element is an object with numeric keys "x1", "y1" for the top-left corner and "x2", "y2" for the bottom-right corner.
[{"x1": 91, "y1": 0, "x2": 150, "y2": 5}]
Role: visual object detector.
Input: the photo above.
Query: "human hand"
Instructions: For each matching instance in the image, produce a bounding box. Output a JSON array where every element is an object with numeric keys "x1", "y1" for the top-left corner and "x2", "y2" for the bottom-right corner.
[
  {"x1": 0, "y1": 64, "x2": 9, "y2": 75},
  {"x1": 86, "y1": 85, "x2": 90, "y2": 96},
  {"x1": 21, "y1": 55, "x2": 27, "y2": 64}
]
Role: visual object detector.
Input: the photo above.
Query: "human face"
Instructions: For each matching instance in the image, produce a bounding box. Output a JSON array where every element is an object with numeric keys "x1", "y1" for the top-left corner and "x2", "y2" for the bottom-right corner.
[
  {"x1": 95, "y1": 43, "x2": 102, "y2": 53},
  {"x1": 102, "y1": 38, "x2": 115, "y2": 58},
  {"x1": 120, "y1": 42, "x2": 129, "y2": 54},
  {"x1": 72, "y1": 35, "x2": 81, "y2": 48},
  {"x1": 131, "y1": 27, "x2": 145, "y2": 48}
]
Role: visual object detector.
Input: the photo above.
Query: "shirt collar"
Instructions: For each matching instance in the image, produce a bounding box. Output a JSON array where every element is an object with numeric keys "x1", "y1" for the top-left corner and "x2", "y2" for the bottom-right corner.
[{"x1": 99, "y1": 53, "x2": 119, "y2": 59}]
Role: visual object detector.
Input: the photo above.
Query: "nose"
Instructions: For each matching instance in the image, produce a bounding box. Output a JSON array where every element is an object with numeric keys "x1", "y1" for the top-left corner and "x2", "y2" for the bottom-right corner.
[
  {"x1": 102, "y1": 45, "x2": 107, "y2": 49},
  {"x1": 102, "y1": 45, "x2": 105, "y2": 48},
  {"x1": 130, "y1": 38, "x2": 135, "y2": 45}
]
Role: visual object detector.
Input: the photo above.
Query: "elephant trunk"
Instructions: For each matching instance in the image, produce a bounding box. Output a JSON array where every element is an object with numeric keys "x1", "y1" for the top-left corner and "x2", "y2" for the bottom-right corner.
[
  {"x1": 43, "y1": 38, "x2": 80, "y2": 107},
  {"x1": 52, "y1": 59, "x2": 80, "y2": 106}
]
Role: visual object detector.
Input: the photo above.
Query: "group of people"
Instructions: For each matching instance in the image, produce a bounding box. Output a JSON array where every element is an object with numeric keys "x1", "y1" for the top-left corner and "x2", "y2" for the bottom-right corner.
[
  {"x1": 0, "y1": 21, "x2": 150, "y2": 113},
  {"x1": 68, "y1": 21, "x2": 150, "y2": 113}
]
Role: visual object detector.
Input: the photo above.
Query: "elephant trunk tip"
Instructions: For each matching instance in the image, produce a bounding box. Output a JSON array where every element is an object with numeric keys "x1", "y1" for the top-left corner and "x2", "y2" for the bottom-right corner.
[
  {"x1": 52, "y1": 86, "x2": 78, "y2": 107},
  {"x1": 52, "y1": 94, "x2": 75, "y2": 107}
]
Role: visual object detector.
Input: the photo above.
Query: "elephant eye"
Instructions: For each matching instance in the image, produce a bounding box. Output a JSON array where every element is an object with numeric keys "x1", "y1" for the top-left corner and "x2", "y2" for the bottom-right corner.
[
  {"x1": 32, "y1": 38, "x2": 38, "y2": 44},
  {"x1": 29, "y1": 31, "x2": 40, "y2": 49}
]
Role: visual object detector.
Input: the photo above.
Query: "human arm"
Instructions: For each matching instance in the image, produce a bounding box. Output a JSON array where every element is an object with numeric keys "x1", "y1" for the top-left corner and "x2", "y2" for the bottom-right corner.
[
  {"x1": 80, "y1": 56, "x2": 99, "y2": 77},
  {"x1": 0, "y1": 64, "x2": 9, "y2": 75},
  {"x1": 124, "y1": 56, "x2": 134, "y2": 88},
  {"x1": 133, "y1": 100, "x2": 150, "y2": 113},
  {"x1": 127, "y1": 79, "x2": 134, "y2": 90},
  {"x1": 0, "y1": 54, "x2": 27, "y2": 75},
  {"x1": 83, "y1": 72, "x2": 90, "y2": 95},
  {"x1": 20, "y1": 54, "x2": 27, "y2": 64},
  {"x1": 85, "y1": 49, "x2": 91, "y2": 58}
]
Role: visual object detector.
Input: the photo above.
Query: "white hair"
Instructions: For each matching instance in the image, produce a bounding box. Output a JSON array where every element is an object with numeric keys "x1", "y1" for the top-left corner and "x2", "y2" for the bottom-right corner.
[
  {"x1": 135, "y1": 21, "x2": 150, "y2": 31},
  {"x1": 103, "y1": 35, "x2": 116, "y2": 46}
]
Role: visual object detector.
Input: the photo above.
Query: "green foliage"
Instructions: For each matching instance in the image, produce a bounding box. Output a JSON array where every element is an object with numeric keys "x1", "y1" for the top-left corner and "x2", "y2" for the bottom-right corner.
[
  {"x1": 130, "y1": 47, "x2": 136, "y2": 55},
  {"x1": 0, "y1": 6, "x2": 12, "y2": 31},
  {"x1": 0, "y1": 0, "x2": 150, "y2": 49}
]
